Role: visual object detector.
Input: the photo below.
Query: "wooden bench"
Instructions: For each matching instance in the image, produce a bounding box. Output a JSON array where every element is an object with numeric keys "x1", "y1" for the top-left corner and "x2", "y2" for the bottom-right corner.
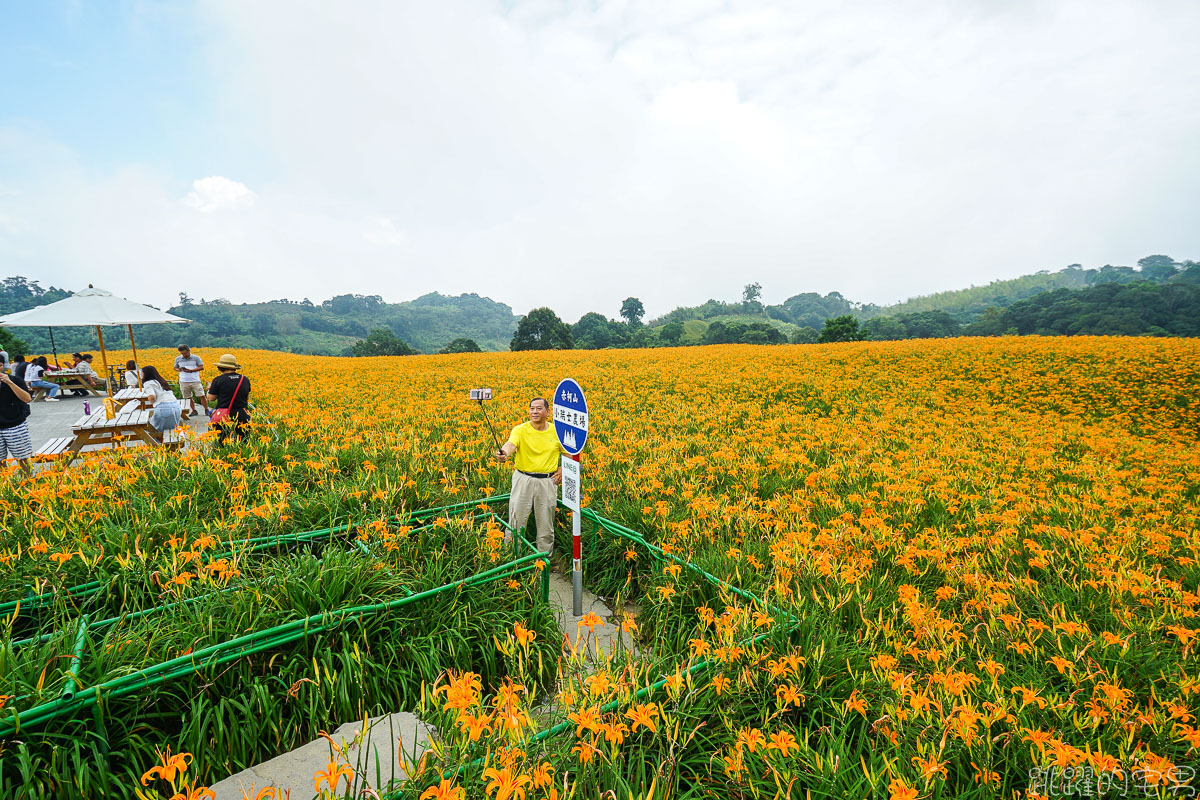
[{"x1": 34, "y1": 437, "x2": 74, "y2": 458}]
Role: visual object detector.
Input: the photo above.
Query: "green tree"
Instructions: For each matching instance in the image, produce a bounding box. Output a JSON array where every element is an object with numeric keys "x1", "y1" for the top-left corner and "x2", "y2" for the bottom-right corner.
[
  {"x1": 742, "y1": 282, "x2": 762, "y2": 304},
  {"x1": 438, "y1": 337, "x2": 482, "y2": 354},
  {"x1": 818, "y1": 314, "x2": 864, "y2": 343},
  {"x1": 0, "y1": 328, "x2": 28, "y2": 356},
  {"x1": 511, "y1": 307, "x2": 573, "y2": 351},
  {"x1": 1138, "y1": 255, "x2": 1179, "y2": 283},
  {"x1": 349, "y1": 327, "x2": 417, "y2": 356},
  {"x1": 660, "y1": 320, "x2": 685, "y2": 344},
  {"x1": 572, "y1": 312, "x2": 614, "y2": 349},
  {"x1": 620, "y1": 297, "x2": 645, "y2": 327},
  {"x1": 790, "y1": 326, "x2": 818, "y2": 344}
]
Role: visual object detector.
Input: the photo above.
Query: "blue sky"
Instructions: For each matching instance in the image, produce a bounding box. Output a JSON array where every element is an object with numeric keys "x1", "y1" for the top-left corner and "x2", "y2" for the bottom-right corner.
[
  {"x1": 1, "y1": 0, "x2": 1198, "y2": 318},
  {"x1": 0, "y1": 2, "x2": 243, "y2": 183}
]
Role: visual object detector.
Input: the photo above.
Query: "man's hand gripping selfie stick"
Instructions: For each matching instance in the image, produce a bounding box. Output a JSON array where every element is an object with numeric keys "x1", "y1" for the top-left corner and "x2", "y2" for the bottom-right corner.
[{"x1": 470, "y1": 389, "x2": 503, "y2": 457}]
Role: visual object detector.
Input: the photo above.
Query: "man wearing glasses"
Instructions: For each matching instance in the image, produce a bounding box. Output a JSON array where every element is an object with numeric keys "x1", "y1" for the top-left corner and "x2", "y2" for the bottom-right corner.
[{"x1": 496, "y1": 397, "x2": 564, "y2": 555}]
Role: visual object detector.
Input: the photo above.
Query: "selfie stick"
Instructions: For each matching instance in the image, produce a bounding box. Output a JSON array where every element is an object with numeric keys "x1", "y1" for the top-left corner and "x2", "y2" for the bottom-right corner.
[
  {"x1": 470, "y1": 389, "x2": 503, "y2": 456},
  {"x1": 478, "y1": 400, "x2": 503, "y2": 456}
]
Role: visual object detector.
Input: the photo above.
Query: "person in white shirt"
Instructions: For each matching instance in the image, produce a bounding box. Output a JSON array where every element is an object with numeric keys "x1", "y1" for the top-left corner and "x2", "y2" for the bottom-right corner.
[
  {"x1": 124, "y1": 360, "x2": 140, "y2": 388},
  {"x1": 174, "y1": 345, "x2": 209, "y2": 417},
  {"x1": 25, "y1": 357, "x2": 60, "y2": 401},
  {"x1": 141, "y1": 365, "x2": 182, "y2": 432}
]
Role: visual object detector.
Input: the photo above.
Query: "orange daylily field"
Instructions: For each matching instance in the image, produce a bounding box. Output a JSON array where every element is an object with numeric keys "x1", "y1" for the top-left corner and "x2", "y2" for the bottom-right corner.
[{"x1": 2, "y1": 337, "x2": 1199, "y2": 800}]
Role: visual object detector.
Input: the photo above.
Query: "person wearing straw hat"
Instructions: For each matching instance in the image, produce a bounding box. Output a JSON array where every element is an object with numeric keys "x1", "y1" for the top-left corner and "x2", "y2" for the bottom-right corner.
[{"x1": 206, "y1": 353, "x2": 251, "y2": 444}]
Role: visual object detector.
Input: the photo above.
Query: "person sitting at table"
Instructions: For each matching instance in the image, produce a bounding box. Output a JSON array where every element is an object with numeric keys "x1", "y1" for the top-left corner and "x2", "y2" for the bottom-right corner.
[
  {"x1": 77, "y1": 354, "x2": 102, "y2": 395},
  {"x1": 124, "y1": 360, "x2": 140, "y2": 388},
  {"x1": 141, "y1": 365, "x2": 182, "y2": 433},
  {"x1": 26, "y1": 357, "x2": 60, "y2": 402},
  {"x1": 63, "y1": 353, "x2": 85, "y2": 395}
]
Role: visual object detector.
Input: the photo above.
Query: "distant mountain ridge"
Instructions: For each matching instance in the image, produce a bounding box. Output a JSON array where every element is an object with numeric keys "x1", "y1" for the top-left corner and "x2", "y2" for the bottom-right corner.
[
  {"x1": 0, "y1": 255, "x2": 1195, "y2": 356},
  {"x1": 0, "y1": 284, "x2": 519, "y2": 355}
]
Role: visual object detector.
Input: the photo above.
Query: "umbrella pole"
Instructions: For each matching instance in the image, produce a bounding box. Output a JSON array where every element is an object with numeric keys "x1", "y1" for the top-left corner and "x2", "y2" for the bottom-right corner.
[
  {"x1": 95, "y1": 326, "x2": 113, "y2": 398},
  {"x1": 48, "y1": 327, "x2": 59, "y2": 367},
  {"x1": 127, "y1": 324, "x2": 142, "y2": 388}
]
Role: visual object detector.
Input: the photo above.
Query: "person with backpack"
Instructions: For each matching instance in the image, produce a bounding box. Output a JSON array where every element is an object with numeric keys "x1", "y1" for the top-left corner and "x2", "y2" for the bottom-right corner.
[{"x1": 206, "y1": 353, "x2": 250, "y2": 444}]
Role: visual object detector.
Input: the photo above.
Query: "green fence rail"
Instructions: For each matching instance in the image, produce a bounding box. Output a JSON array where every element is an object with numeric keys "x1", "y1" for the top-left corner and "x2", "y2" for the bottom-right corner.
[
  {"x1": 0, "y1": 493, "x2": 548, "y2": 738},
  {"x1": 4, "y1": 490, "x2": 786, "y2": 800},
  {"x1": 404, "y1": 504, "x2": 799, "y2": 794}
]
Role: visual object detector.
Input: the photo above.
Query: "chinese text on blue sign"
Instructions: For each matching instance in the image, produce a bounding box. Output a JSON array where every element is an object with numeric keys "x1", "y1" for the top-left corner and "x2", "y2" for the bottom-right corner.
[{"x1": 552, "y1": 378, "x2": 588, "y2": 455}]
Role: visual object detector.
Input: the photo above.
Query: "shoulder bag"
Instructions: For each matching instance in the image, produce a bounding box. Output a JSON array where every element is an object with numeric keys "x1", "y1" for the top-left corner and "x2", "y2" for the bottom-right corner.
[{"x1": 209, "y1": 375, "x2": 246, "y2": 426}]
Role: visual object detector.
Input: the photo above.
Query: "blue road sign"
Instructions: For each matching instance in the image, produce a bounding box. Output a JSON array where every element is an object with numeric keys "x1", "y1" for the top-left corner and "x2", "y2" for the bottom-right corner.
[{"x1": 552, "y1": 378, "x2": 588, "y2": 455}]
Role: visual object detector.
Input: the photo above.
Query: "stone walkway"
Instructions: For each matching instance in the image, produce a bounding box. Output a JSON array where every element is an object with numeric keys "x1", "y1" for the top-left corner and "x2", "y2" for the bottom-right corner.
[
  {"x1": 210, "y1": 713, "x2": 432, "y2": 800},
  {"x1": 208, "y1": 567, "x2": 637, "y2": 800}
]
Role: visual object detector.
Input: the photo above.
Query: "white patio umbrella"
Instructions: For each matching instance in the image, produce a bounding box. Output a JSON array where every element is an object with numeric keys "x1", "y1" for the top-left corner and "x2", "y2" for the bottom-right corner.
[{"x1": 0, "y1": 286, "x2": 189, "y2": 396}]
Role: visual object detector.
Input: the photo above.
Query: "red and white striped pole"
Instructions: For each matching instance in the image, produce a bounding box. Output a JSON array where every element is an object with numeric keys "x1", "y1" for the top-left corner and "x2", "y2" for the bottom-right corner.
[{"x1": 571, "y1": 452, "x2": 583, "y2": 616}]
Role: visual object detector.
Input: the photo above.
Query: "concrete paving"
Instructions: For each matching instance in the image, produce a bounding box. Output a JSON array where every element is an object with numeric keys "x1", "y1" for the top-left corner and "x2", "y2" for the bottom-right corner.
[
  {"x1": 209, "y1": 712, "x2": 434, "y2": 800},
  {"x1": 546, "y1": 568, "x2": 639, "y2": 660}
]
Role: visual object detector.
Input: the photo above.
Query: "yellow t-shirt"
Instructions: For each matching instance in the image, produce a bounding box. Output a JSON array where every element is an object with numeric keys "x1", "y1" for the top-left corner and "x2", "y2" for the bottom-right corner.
[{"x1": 507, "y1": 422, "x2": 563, "y2": 473}]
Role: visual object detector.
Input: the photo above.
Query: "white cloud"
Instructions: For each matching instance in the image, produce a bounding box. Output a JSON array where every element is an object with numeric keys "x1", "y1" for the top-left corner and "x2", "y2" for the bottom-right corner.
[
  {"x1": 1, "y1": 0, "x2": 1198, "y2": 320},
  {"x1": 364, "y1": 217, "x2": 407, "y2": 246},
  {"x1": 182, "y1": 176, "x2": 255, "y2": 213}
]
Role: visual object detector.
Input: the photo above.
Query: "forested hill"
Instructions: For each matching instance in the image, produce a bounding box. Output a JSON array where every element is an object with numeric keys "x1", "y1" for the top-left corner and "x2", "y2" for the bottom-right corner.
[
  {"x1": 1, "y1": 254, "x2": 1197, "y2": 357},
  {"x1": 0, "y1": 284, "x2": 518, "y2": 355},
  {"x1": 643, "y1": 255, "x2": 1199, "y2": 344}
]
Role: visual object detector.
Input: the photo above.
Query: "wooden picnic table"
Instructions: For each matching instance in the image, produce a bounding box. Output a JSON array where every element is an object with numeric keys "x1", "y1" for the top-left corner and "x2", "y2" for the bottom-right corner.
[
  {"x1": 34, "y1": 368, "x2": 103, "y2": 398},
  {"x1": 68, "y1": 407, "x2": 164, "y2": 455},
  {"x1": 113, "y1": 386, "x2": 153, "y2": 411},
  {"x1": 112, "y1": 387, "x2": 192, "y2": 419}
]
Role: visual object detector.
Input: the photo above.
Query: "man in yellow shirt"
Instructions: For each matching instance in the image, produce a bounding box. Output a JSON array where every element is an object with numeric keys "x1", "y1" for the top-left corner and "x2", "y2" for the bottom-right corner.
[{"x1": 496, "y1": 397, "x2": 564, "y2": 554}]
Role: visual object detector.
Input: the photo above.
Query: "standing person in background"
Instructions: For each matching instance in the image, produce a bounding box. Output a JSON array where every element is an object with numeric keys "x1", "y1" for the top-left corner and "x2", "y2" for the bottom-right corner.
[
  {"x1": 124, "y1": 360, "x2": 139, "y2": 388},
  {"x1": 0, "y1": 367, "x2": 33, "y2": 475},
  {"x1": 174, "y1": 345, "x2": 209, "y2": 417},
  {"x1": 11, "y1": 356, "x2": 27, "y2": 382},
  {"x1": 26, "y1": 357, "x2": 60, "y2": 401},
  {"x1": 206, "y1": 353, "x2": 251, "y2": 445},
  {"x1": 494, "y1": 397, "x2": 565, "y2": 555},
  {"x1": 140, "y1": 365, "x2": 182, "y2": 434},
  {"x1": 0, "y1": 349, "x2": 8, "y2": 374}
]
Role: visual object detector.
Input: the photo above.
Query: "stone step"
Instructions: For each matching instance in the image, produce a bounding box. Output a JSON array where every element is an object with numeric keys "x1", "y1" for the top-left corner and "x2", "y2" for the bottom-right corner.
[
  {"x1": 208, "y1": 712, "x2": 433, "y2": 800},
  {"x1": 546, "y1": 569, "x2": 638, "y2": 660}
]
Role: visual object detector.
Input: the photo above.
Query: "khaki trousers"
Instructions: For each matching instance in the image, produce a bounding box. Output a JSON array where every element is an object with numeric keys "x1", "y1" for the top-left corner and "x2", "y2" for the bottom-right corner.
[{"x1": 508, "y1": 471, "x2": 557, "y2": 554}]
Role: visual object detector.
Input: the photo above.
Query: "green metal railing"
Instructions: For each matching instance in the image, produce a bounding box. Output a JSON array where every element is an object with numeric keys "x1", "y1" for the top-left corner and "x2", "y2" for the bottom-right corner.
[
  {"x1": 3, "y1": 490, "x2": 786, "y2": 799},
  {"x1": 0, "y1": 493, "x2": 553, "y2": 737},
  {"x1": 402, "y1": 504, "x2": 800, "y2": 793}
]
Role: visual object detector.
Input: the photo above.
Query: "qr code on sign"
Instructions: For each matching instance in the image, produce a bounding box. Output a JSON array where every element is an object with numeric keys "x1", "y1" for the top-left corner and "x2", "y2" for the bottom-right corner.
[{"x1": 565, "y1": 480, "x2": 578, "y2": 504}]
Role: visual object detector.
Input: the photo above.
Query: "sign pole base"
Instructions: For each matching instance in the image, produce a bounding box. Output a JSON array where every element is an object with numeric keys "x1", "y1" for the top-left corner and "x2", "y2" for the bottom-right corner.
[{"x1": 572, "y1": 510, "x2": 582, "y2": 616}]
